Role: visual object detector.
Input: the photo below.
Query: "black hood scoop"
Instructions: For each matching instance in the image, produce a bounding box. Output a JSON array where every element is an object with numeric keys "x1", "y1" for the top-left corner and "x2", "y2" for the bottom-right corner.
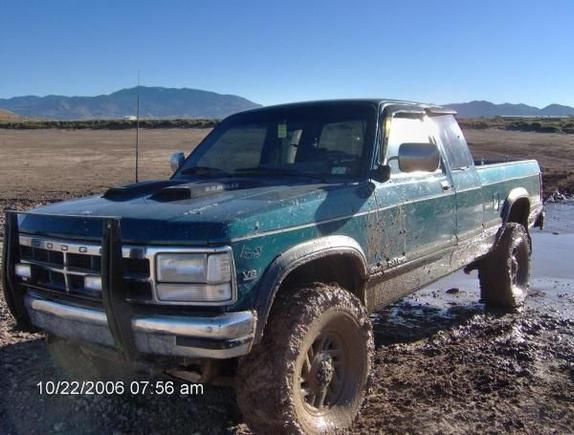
[
  {"x1": 150, "y1": 179, "x2": 263, "y2": 202},
  {"x1": 103, "y1": 180, "x2": 186, "y2": 201}
]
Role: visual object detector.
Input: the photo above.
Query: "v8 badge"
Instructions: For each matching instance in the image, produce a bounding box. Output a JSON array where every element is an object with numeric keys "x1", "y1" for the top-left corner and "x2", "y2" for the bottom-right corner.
[{"x1": 241, "y1": 269, "x2": 258, "y2": 282}]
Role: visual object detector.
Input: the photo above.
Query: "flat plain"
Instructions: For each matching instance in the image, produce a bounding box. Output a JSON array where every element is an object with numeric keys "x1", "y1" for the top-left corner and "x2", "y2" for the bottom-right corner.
[{"x1": 0, "y1": 127, "x2": 572, "y2": 198}]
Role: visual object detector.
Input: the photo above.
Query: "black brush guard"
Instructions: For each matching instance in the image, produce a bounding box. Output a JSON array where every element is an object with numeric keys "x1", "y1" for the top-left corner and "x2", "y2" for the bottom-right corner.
[{"x1": 2, "y1": 211, "x2": 139, "y2": 360}]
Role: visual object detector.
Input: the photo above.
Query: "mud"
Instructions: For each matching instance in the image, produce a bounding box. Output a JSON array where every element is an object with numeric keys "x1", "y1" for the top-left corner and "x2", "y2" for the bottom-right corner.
[
  {"x1": 1, "y1": 198, "x2": 573, "y2": 434},
  {"x1": 358, "y1": 201, "x2": 574, "y2": 433}
]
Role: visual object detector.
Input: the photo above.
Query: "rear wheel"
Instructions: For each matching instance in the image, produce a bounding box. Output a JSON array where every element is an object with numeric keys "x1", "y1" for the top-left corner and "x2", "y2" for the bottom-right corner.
[
  {"x1": 236, "y1": 283, "x2": 373, "y2": 434},
  {"x1": 478, "y1": 223, "x2": 531, "y2": 309}
]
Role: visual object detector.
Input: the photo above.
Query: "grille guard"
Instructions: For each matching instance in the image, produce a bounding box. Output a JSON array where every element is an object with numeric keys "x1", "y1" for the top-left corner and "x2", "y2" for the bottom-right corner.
[
  {"x1": 2, "y1": 211, "x2": 138, "y2": 360},
  {"x1": 2, "y1": 211, "x2": 35, "y2": 331}
]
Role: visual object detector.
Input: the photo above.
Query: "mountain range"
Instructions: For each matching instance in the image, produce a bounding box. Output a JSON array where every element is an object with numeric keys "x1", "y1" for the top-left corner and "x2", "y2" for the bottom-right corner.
[
  {"x1": 0, "y1": 87, "x2": 261, "y2": 120},
  {"x1": 1, "y1": 87, "x2": 573, "y2": 120},
  {"x1": 444, "y1": 100, "x2": 574, "y2": 118}
]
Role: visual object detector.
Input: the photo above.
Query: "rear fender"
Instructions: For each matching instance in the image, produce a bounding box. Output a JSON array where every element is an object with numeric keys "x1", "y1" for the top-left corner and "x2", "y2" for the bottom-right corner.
[
  {"x1": 501, "y1": 187, "x2": 530, "y2": 227},
  {"x1": 465, "y1": 188, "x2": 531, "y2": 274}
]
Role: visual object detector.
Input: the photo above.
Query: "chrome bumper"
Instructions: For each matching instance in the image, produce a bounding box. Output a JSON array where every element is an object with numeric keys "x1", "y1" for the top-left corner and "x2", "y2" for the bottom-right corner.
[{"x1": 25, "y1": 293, "x2": 257, "y2": 359}]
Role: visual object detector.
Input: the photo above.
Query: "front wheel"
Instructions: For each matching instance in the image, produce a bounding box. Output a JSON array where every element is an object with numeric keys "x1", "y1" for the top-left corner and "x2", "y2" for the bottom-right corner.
[
  {"x1": 236, "y1": 284, "x2": 373, "y2": 434},
  {"x1": 478, "y1": 222, "x2": 531, "y2": 309}
]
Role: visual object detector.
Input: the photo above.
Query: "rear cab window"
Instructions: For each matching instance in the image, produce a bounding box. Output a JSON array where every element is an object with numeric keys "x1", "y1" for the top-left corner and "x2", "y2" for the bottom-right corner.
[{"x1": 431, "y1": 115, "x2": 474, "y2": 170}]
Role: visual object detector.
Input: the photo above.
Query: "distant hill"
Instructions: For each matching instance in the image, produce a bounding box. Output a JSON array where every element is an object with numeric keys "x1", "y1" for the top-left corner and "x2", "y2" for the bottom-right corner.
[
  {"x1": 445, "y1": 100, "x2": 574, "y2": 118},
  {"x1": 3, "y1": 89, "x2": 572, "y2": 120},
  {"x1": 0, "y1": 86, "x2": 261, "y2": 120},
  {"x1": 0, "y1": 108, "x2": 26, "y2": 121}
]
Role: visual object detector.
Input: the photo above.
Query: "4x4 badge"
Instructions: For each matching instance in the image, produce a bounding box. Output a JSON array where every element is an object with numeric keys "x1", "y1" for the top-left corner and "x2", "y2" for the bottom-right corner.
[{"x1": 240, "y1": 245, "x2": 262, "y2": 259}]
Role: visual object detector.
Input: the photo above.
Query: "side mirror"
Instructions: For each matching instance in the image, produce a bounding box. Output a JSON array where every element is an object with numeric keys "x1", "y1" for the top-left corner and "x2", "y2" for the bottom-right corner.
[
  {"x1": 398, "y1": 142, "x2": 440, "y2": 173},
  {"x1": 170, "y1": 152, "x2": 185, "y2": 172},
  {"x1": 372, "y1": 164, "x2": 391, "y2": 182}
]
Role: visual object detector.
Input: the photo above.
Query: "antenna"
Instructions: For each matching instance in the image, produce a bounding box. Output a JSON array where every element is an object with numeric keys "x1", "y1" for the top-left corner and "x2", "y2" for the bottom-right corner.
[{"x1": 135, "y1": 70, "x2": 141, "y2": 183}]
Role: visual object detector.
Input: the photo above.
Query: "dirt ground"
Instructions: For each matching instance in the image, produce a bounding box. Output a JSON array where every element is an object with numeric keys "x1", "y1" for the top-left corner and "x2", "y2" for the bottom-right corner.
[
  {"x1": 0, "y1": 127, "x2": 572, "y2": 198},
  {"x1": 0, "y1": 127, "x2": 573, "y2": 434},
  {"x1": 0, "y1": 128, "x2": 209, "y2": 198},
  {"x1": 464, "y1": 129, "x2": 574, "y2": 195}
]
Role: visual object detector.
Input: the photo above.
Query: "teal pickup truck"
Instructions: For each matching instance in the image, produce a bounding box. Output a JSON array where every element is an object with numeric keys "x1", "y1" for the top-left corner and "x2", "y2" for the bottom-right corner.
[{"x1": 3, "y1": 100, "x2": 543, "y2": 433}]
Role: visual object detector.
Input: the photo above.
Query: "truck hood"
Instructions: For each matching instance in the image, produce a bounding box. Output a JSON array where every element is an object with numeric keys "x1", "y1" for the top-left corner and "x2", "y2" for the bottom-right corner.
[{"x1": 18, "y1": 178, "x2": 373, "y2": 245}]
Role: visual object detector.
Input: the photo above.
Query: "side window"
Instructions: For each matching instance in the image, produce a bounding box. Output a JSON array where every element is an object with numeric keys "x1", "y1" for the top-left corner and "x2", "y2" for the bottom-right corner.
[
  {"x1": 433, "y1": 115, "x2": 473, "y2": 170},
  {"x1": 384, "y1": 115, "x2": 433, "y2": 173}
]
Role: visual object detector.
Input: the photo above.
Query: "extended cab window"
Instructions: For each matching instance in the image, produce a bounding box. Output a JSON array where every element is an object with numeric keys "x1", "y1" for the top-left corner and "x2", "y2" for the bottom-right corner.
[
  {"x1": 432, "y1": 115, "x2": 474, "y2": 170},
  {"x1": 383, "y1": 115, "x2": 434, "y2": 174}
]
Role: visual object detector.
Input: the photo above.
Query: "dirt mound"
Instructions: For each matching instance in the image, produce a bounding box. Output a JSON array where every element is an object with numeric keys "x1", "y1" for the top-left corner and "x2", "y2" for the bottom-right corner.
[{"x1": 0, "y1": 109, "x2": 24, "y2": 121}]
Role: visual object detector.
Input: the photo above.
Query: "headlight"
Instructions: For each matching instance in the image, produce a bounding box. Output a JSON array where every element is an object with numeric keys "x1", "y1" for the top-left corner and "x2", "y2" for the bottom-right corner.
[
  {"x1": 156, "y1": 254, "x2": 208, "y2": 283},
  {"x1": 155, "y1": 252, "x2": 234, "y2": 303}
]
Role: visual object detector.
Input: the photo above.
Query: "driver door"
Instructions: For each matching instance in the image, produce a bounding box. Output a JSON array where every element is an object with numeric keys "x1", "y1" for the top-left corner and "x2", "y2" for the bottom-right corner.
[{"x1": 377, "y1": 110, "x2": 457, "y2": 267}]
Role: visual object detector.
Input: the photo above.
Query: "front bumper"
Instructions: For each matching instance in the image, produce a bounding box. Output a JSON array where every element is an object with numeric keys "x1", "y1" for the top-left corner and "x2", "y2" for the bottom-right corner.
[{"x1": 25, "y1": 292, "x2": 256, "y2": 359}]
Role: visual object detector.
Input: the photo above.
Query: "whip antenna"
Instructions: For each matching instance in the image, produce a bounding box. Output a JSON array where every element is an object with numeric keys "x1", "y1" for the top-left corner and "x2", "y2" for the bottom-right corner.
[{"x1": 135, "y1": 70, "x2": 141, "y2": 182}]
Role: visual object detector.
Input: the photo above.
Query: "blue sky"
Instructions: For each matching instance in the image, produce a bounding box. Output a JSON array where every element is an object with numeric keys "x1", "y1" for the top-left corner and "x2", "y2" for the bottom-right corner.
[{"x1": 1, "y1": 0, "x2": 572, "y2": 107}]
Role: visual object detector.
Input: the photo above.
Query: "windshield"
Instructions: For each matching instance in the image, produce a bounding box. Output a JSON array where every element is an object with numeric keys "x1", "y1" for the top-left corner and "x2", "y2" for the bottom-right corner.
[{"x1": 175, "y1": 103, "x2": 377, "y2": 181}]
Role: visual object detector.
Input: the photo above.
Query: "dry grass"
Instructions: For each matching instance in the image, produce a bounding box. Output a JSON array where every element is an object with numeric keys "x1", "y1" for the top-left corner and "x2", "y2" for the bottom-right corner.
[
  {"x1": 0, "y1": 128, "x2": 210, "y2": 198},
  {"x1": 465, "y1": 128, "x2": 574, "y2": 194}
]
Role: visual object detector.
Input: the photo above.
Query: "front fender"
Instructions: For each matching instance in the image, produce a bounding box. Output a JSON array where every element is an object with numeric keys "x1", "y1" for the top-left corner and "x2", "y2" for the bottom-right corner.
[{"x1": 252, "y1": 235, "x2": 368, "y2": 341}]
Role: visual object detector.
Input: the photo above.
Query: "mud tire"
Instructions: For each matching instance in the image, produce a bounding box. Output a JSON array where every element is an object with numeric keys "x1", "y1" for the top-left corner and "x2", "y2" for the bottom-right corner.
[
  {"x1": 479, "y1": 223, "x2": 531, "y2": 309},
  {"x1": 236, "y1": 283, "x2": 373, "y2": 434}
]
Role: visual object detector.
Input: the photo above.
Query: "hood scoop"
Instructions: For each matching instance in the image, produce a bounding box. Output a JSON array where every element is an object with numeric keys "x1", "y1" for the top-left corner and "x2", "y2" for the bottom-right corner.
[
  {"x1": 150, "y1": 179, "x2": 262, "y2": 202},
  {"x1": 103, "y1": 180, "x2": 185, "y2": 201}
]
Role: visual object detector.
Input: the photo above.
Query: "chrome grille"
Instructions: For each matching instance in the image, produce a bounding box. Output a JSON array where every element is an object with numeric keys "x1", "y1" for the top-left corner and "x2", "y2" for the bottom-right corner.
[{"x1": 18, "y1": 235, "x2": 152, "y2": 302}]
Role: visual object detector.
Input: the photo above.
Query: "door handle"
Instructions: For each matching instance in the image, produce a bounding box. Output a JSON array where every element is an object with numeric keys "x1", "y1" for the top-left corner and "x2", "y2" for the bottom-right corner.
[{"x1": 440, "y1": 181, "x2": 451, "y2": 191}]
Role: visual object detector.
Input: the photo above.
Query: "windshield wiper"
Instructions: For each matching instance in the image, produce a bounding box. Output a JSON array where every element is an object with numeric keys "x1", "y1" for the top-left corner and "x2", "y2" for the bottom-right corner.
[
  {"x1": 179, "y1": 166, "x2": 231, "y2": 177},
  {"x1": 234, "y1": 167, "x2": 328, "y2": 182}
]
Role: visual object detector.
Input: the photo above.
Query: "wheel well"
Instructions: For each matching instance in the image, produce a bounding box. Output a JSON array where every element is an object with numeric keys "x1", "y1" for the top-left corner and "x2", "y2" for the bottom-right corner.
[
  {"x1": 507, "y1": 197, "x2": 530, "y2": 228},
  {"x1": 279, "y1": 254, "x2": 367, "y2": 304}
]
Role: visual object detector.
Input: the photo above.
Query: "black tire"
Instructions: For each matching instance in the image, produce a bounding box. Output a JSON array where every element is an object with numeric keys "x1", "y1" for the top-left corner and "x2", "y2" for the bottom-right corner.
[
  {"x1": 236, "y1": 283, "x2": 374, "y2": 434},
  {"x1": 478, "y1": 223, "x2": 531, "y2": 309}
]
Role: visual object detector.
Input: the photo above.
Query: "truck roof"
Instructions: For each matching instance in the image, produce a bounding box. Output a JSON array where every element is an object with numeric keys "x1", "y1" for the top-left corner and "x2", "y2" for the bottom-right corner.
[{"x1": 237, "y1": 98, "x2": 455, "y2": 115}]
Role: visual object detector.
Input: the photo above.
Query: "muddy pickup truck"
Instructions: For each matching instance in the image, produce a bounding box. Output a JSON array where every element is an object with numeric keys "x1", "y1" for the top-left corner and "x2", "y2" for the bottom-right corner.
[{"x1": 3, "y1": 99, "x2": 543, "y2": 433}]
